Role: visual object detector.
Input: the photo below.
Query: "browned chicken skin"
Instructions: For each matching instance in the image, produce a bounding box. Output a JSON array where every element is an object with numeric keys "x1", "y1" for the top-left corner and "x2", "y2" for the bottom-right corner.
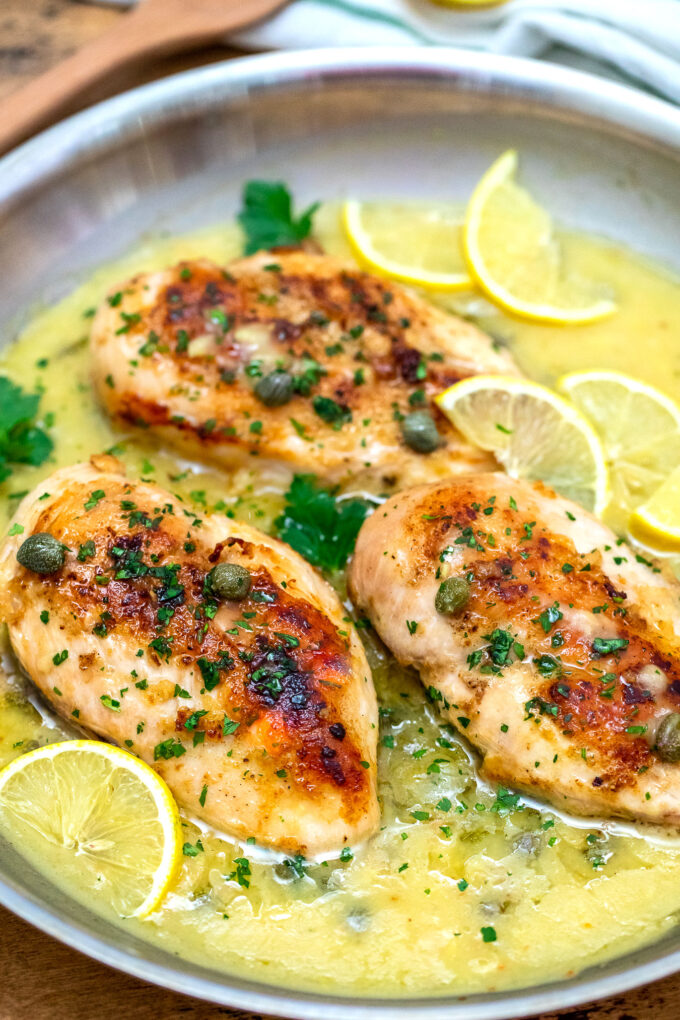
[
  {"x1": 90, "y1": 253, "x2": 518, "y2": 490},
  {"x1": 350, "y1": 473, "x2": 680, "y2": 827},
  {"x1": 0, "y1": 457, "x2": 379, "y2": 854}
]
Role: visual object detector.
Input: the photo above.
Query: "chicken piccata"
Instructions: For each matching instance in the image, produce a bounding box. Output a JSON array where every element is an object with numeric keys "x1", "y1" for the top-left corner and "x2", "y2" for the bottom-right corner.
[
  {"x1": 0, "y1": 456, "x2": 379, "y2": 854},
  {"x1": 349, "y1": 472, "x2": 680, "y2": 826},
  {"x1": 90, "y1": 252, "x2": 518, "y2": 490}
]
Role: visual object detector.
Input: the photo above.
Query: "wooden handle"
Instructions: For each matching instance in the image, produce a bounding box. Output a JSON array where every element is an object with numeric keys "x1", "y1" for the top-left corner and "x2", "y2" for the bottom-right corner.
[{"x1": 0, "y1": 0, "x2": 282, "y2": 156}]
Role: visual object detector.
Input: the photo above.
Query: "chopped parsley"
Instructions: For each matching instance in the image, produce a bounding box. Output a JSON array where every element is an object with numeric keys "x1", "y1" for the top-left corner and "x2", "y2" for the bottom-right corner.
[
  {"x1": 537, "y1": 601, "x2": 562, "y2": 633},
  {"x1": 312, "y1": 395, "x2": 352, "y2": 429},
  {"x1": 197, "y1": 652, "x2": 234, "y2": 691},
  {"x1": 492, "y1": 787, "x2": 521, "y2": 812},
  {"x1": 228, "y1": 856, "x2": 251, "y2": 888},
  {"x1": 592, "y1": 637, "x2": 629, "y2": 656},
  {"x1": 182, "y1": 840, "x2": 204, "y2": 856},
  {"x1": 183, "y1": 709, "x2": 208, "y2": 731},
  {"x1": 77, "y1": 540, "x2": 96, "y2": 562},
  {"x1": 153, "y1": 737, "x2": 186, "y2": 760},
  {"x1": 148, "y1": 635, "x2": 173, "y2": 661},
  {"x1": 84, "y1": 489, "x2": 106, "y2": 511}
]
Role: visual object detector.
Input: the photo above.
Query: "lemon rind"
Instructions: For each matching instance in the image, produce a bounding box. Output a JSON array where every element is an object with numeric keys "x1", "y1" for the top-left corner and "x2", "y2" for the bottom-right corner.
[{"x1": 629, "y1": 509, "x2": 680, "y2": 552}]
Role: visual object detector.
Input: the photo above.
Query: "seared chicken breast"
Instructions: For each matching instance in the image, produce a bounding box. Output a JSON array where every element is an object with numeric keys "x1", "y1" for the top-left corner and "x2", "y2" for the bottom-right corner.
[
  {"x1": 91, "y1": 253, "x2": 518, "y2": 490},
  {"x1": 0, "y1": 457, "x2": 379, "y2": 854},
  {"x1": 350, "y1": 472, "x2": 680, "y2": 827}
]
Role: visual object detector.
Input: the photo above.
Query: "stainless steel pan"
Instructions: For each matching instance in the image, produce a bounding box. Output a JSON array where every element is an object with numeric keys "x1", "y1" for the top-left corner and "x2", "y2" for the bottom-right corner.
[{"x1": 1, "y1": 47, "x2": 680, "y2": 1019}]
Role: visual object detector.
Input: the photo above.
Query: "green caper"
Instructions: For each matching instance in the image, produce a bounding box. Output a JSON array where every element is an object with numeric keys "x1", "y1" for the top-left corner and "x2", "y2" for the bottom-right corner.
[
  {"x1": 209, "y1": 562, "x2": 251, "y2": 601},
  {"x1": 254, "y1": 370, "x2": 295, "y2": 407},
  {"x1": 435, "y1": 576, "x2": 470, "y2": 616},
  {"x1": 400, "y1": 410, "x2": 441, "y2": 453},
  {"x1": 654, "y1": 712, "x2": 680, "y2": 762},
  {"x1": 16, "y1": 532, "x2": 65, "y2": 575}
]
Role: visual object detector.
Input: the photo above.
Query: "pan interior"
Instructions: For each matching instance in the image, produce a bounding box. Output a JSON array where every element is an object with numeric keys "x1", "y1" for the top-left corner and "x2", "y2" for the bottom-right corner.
[{"x1": 1, "y1": 50, "x2": 680, "y2": 1019}]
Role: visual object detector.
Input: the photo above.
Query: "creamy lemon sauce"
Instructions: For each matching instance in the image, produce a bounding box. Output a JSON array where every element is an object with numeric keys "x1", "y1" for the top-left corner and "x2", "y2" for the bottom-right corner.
[{"x1": 2, "y1": 205, "x2": 680, "y2": 997}]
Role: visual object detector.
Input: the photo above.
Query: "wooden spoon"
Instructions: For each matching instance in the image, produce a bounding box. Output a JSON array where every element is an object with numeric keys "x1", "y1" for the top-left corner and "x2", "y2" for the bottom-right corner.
[{"x1": 0, "y1": 0, "x2": 288, "y2": 156}]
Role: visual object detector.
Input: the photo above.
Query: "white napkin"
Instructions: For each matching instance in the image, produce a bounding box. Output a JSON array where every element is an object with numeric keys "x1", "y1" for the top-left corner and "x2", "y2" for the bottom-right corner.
[{"x1": 232, "y1": 0, "x2": 680, "y2": 103}]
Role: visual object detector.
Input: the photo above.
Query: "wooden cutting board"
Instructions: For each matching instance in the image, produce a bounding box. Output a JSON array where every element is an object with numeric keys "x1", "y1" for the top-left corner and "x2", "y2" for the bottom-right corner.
[{"x1": 1, "y1": 3, "x2": 679, "y2": 1018}]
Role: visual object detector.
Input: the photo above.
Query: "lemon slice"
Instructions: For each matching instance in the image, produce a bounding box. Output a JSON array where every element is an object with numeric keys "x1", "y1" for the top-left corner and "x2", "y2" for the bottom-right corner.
[
  {"x1": 0, "y1": 740, "x2": 181, "y2": 918},
  {"x1": 463, "y1": 150, "x2": 617, "y2": 324},
  {"x1": 342, "y1": 199, "x2": 472, "y2": 291},
  {"x1": 436, "y1": 375, "x2": 609, "y2": 513},
  {"x1": 558, "y1": 370, "x2": 680, "y2": 527},
  {"x1": 630, "y1": 468, "x2": 680, "y2": 551}
]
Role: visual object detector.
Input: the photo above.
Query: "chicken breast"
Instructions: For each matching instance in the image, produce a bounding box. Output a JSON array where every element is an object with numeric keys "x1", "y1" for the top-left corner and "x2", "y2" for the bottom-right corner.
[
  {"x1": 0, "y1": 456, "x2": 379, "y2": 854},
  {"x1": 90, "y1": 252, "x2": 518, "y2": 491},
  {"x1": 349, "y1": 472, "x2": 680, "y2": 827}
]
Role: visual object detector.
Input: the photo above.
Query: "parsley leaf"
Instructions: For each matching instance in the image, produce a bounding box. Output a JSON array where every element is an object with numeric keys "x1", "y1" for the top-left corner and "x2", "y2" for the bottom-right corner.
[
  {"x1": 592, "y1": 637, "x2": 629, "y2": 656},
  {"x1": 537, "y1": 601, "x2": 562, "y2": 633},
  {"x1": 492, "y1": 786, "x2": 521, "y2": 812},
  {"x1": 238, "y1": 181, "x2": 319, "y2": 255},
  {"x1": 153, "y1": 737, "x2": 185, "y2": 760},
  {"x1": 484, "y1": 628, "x2": 515, "y2": 666},
  {"x1": 274, "y1": 474, "x2": 370, "y2": 572},
  {"x1": 312, "y1": 395, "x2": 352, "y2": 429},
  {"x1": 0, "y1": 377, "x2": 53, "y2": 483}
]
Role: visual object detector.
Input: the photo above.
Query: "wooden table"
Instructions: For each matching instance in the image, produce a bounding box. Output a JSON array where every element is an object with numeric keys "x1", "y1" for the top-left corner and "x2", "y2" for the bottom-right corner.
[{"x1": 0, "y1": 3, "x2": 678, "y2": 1017}]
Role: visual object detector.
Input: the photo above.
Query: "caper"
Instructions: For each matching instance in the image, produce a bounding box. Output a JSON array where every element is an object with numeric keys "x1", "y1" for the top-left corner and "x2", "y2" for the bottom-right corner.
[
  {"x1": 209, "y1": 562, "x2": 251, "y2": 601},
  {"x1": 654, "y1": 712, "x2": 680, "y2": 762},
  {"x1": 16, "y1": 532, "x2": 65, "y2": 575},
  {"x1": 254, "y1": 370, "x2": 295, "y2": 407},
  {"x1": 400, "y1": 410, "x2": 441, "y2": 453},
  {"x1": 435, "y1": 576, "x2": 470, "y2": 616}
]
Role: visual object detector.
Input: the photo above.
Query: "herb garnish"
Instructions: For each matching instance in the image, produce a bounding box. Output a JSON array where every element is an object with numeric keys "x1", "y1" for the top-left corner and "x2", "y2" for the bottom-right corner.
[
  {"x1": 274, "y1": 474, "x2": 370, "y2": 572},
  {"x1": 0, "y1": 377, "x2": 53, "y2": 483},
  {"x1": 592, "y1": 637, "x2": 629, "y2": 656},
  {"x1": 238, "y1": 181, "x2": 319, "y2": 254}
]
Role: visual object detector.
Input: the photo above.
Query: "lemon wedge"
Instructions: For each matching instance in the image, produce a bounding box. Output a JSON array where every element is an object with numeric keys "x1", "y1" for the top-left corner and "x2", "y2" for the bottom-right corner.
[
  {"x1": 436, "y1": 374, "x2": 609, "y2": 513},
  {"x1": 630, "y1": 468, "x2": 680, "y2": 551},
  {"x1": 0, "y1": 740, "x2": 182, "y2": 918},
  {"x1": 463, "y1": 149, "x2": 617, "y2": 324},
  {"x1": 558, "y1": 370, "x2": 680, "y2": 529},
  {"x1": 342, "y1": 199, "x2": 472, "y2": 291}
]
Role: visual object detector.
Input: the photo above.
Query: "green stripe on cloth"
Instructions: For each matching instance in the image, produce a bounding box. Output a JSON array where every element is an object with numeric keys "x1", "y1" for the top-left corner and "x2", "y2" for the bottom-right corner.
[{"x1": 313, "y1": 0, "x2": 434, "y2": 44}]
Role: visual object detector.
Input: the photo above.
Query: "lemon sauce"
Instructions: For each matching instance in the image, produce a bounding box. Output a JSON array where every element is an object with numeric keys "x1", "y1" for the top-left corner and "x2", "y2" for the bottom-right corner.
[{"x1": 2, "y1": 204, "x2": 680, "y2": 997}]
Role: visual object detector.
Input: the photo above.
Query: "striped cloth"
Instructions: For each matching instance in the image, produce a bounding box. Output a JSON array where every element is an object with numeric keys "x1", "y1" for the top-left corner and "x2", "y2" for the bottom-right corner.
[{"x1": 232, "y1": 0, "x2": 680, "y2": 103}]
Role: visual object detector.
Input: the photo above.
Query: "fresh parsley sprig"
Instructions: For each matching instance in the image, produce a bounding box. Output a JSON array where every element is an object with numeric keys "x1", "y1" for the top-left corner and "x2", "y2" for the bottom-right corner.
[
  {"x1": 238, "y1": 181, "x2": 319, "y2": 255},
  {"x1": 0, "y1": 376, "x2": 53, "y2": 483},
  {"x1": 274, "y1": 474, "x2": 370, "y2": 573}
]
